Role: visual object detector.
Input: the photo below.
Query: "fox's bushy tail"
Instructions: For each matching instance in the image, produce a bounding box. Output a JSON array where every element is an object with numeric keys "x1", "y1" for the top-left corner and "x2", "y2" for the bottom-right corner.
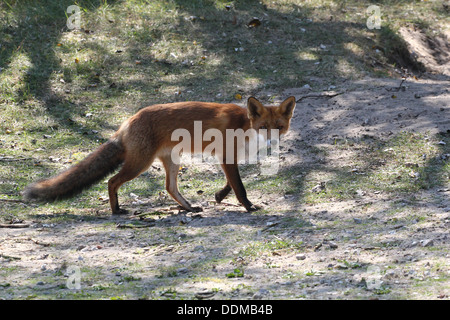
[{"x1": 24, "y1": 139, "x2": 125, "y2": 202}]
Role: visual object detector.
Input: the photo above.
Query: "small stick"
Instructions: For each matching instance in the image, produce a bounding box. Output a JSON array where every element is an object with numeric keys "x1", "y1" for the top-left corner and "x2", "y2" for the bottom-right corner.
[
  {"x1": 296, "y1": 91, "x2": 342, "y2": 103},
  {"x1": 0, "y1": 223, "x2": 30, "y2": 228},
  {"x1": 0, "y1": 199, "x2": 24, "y2": 203},
  {"x1": 207, "y1": 200, "x2": 241, "y2": 207}
]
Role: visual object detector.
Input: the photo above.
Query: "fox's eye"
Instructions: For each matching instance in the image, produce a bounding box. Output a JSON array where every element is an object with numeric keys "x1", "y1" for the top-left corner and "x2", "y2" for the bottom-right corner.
[{"x1": 259, "y1": 125, "x2": 267, "y2": 130}]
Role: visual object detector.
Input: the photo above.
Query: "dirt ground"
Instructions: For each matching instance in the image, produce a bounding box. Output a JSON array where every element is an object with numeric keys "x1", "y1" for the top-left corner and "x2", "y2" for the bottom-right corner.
[{"x1": 1, "y1": 72, "x2": 448, "y2": 300}]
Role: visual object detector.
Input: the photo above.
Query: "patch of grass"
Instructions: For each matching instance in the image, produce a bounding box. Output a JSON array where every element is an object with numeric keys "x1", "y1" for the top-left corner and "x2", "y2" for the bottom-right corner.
[
  {"x1": 337, "y1": 259, "x2": 364, "y2": 270},
  {"x1": 156, "y1": 265, "x2": 186, "y2": 278},
  {"x1": 302, "y1": 131, "x2": 449, "y2": 204},
  {"x1": 373, "y1": 286, "x2": 392, "y2": 295},
  {"x1": 239, "y1": 238, "x2": 303, "y2": 258},
  {"x1": 226, "y1": 268, "x2": 244, "y2": 278}
]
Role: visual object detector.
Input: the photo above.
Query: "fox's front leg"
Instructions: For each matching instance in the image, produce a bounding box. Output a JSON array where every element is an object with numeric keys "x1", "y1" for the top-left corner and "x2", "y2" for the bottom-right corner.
[
  {"x1": 215, "y1": 182, "x2": 260, "y2": 211},
  {"x1": 219, "y1": 163, "x2": 259, "y2": 212}
]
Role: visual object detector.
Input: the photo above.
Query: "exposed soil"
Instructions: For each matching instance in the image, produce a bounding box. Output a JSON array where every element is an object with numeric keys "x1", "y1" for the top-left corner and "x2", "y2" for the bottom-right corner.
[{"x1": 398, "y1": 26, "x2": 450, "y2": 77}]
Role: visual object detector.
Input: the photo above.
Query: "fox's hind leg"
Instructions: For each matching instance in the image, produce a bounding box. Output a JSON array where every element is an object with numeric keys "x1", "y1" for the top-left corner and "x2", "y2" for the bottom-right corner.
[
  {"x1": 108, "y1": 156, "x2": 154, "y2": 215},
  {"x1": 160, "y1": 155, "x2": 202, "y2": 212},
  {"x1": 215, "y1": 183, "x2": 231, "y2": 204}
]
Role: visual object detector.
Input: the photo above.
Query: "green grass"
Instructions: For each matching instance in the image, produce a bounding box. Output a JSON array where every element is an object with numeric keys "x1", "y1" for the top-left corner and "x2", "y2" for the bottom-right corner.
[
  {"x1": 300, "y1": 132, "x2": 449, "y2": 204},
  {"x1": 239, "y1": 238, "x2": 304, "y2": 259}
]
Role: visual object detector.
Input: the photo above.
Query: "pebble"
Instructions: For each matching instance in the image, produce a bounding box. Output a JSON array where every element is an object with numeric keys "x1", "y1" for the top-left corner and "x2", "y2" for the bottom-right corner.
[
  {"x1": 421, "y1": 239, "x2": 434, "y2": 247},
  {"x1": 252, "y1": 289, "x2": 269, "y2": 300},
  {"x1": 193, "y1": 245, "x2": 205, "y2": 252},
  {"x1": 195, "y1": 289, "x2": 216, "y2": 300},
  {"x1": 384, "y1": 269, "x2": 398, "y2": 279},
  {"x1": 329, "y1": 242, "x2": 338, "y2": 249},
  {"x1": 296, "y1": 254, "x2": 306, "y2": 260},
  {"x1": 177, "y1": 267, "x2": 189, "y2": 274},
  {"x1": 335, "y1": 263, "x2": 348, "y2": 270}
]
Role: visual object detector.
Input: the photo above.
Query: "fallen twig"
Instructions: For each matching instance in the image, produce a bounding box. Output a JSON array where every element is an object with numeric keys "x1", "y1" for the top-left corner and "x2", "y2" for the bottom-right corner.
[
  {"x1": 296, "y1": 91, "x2": 342, "y2": 103},
  {"x1": 0, "y1": 253, "x2": 21, "y2": 261},
  {"x1": 0, "y1": 199, "x2": 24, "y2": 203},
  {"x1": 261, "y1": 222, "x2": 280, "y2": 232},
  {"x1": 0, "y1": 223, "x2": 30, "y2": 228},
  {"x1": 207, "y1": 200, "x2": 240, "y2": 207},
  {"x1": 385, "y1": 77, "x2": 406, "y2": 92},
  {"x1": 0, "y1": 156, "x2": 33, "y2": 162},
  {"x1": 135, "y1": 209, "x2": 173, "y2": 218},
  {"x1": 29, "y1": 238, "x2": 50, "y2": 247},
  {"x1": 116, "y1": 222, "x2": 154, "y2": 229}
]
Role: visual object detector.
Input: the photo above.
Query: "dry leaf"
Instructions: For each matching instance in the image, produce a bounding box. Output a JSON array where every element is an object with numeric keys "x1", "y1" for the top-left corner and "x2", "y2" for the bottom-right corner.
[{"x1": 247, "y1": 18, "x2": 261, "y2": 28}]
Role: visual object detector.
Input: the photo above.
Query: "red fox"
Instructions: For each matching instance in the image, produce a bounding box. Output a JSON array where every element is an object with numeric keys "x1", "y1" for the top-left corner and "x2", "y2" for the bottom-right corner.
[{"x1": 24, "y1": 96, "x2": 296, "y2": 214}]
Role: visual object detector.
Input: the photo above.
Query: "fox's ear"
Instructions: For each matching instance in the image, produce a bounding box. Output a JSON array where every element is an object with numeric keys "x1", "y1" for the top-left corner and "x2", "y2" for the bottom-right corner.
[
  {"x1": 247, "y1": 97, "x2": 265, "y2": 119},
  {"x1": 279, "y1": 96, "x2": 296, "y2": 119}
]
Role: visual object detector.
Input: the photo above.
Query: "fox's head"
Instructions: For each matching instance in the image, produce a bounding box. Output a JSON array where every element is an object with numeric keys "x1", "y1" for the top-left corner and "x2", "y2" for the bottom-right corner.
[{"x1": 247, "y1": 96, "x2": 296, "y2": 146}]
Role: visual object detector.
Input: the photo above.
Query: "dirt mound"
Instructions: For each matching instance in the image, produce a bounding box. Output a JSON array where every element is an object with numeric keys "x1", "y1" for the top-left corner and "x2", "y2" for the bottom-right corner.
[{"x1": 398, "y1": 26, "x2": 450, "y2": 77}]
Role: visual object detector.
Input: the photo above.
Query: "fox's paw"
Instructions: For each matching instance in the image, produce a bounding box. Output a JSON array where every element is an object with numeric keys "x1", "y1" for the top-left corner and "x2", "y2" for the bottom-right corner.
[
  {"x1": 246, "y1": 204, "x2": 262, "y2": 212},
  {"x1": 173, "y1": 205, "x2": 203, "y2": 213},
  {"x1": 112, "y1": 208, "x2": 130, "y2": 215},
  {"x1": 190, "y1": 206, "x2": 203, "y2": 213}
]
